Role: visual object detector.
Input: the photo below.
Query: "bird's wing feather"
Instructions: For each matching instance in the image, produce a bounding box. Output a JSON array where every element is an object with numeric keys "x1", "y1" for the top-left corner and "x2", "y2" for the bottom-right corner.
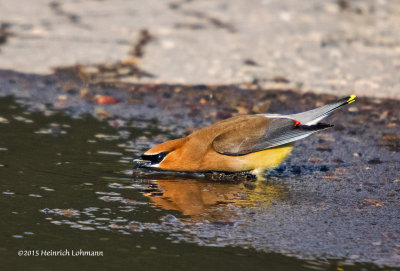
[
  {"x1": 212, "y1": 118, "x2": 331, "y2": 156},
  {"x1": 286, "y1": 95, "x2": 356, "y2": 125}
]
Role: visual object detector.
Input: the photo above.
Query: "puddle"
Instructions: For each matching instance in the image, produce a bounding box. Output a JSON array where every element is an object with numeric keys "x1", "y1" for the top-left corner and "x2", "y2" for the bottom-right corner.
[
  {"x1": 0, "y1": 96, "x2": 397, "y2": 271},
  {"x1": 0, "y1": 96, "x2": 322, "y2": 271},
  {"x1": 1, "y1": 68, "x2": 400, "y2": 270}
]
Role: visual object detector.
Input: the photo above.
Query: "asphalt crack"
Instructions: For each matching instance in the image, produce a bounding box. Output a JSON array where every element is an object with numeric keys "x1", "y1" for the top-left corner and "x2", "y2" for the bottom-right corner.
[
  {"x1": 0, "y1": 23, "x2": 12, "y2": 50},
  {"x1": 54, "y1": 29, "x2": 155, "y2": 84}
]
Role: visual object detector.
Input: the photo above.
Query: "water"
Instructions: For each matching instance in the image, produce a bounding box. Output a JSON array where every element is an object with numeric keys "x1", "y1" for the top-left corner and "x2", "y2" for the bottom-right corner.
[{"x1": 0, "y1": 96, "x2": 394, "y2": 270}]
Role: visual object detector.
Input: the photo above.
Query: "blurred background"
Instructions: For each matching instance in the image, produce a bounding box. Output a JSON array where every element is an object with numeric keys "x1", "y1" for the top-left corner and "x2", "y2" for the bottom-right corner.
[{"x1": 0, "y1": 0, "x2": 399, "y2": 98}]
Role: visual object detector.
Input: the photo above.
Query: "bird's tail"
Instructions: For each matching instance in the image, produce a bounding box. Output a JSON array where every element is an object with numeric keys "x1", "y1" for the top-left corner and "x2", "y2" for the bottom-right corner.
[{"x1": 287, "y1": 95, "x2": 356, "y2": 125}]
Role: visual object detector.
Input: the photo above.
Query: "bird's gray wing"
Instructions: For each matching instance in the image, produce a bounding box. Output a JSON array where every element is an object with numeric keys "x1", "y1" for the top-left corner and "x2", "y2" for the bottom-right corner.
[{"x1": 212, "y1": 118, "x2": 331, "y2": 156}]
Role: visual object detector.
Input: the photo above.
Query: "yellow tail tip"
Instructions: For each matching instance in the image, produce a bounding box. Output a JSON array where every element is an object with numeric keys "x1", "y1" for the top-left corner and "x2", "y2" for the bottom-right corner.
[{"x1": 347, "y1": 94, "x2": 356, "y2": 104}]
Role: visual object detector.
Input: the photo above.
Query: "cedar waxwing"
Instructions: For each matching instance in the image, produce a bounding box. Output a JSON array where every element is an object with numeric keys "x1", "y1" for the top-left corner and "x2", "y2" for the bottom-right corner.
[{"x1": 135, "y1": 95, "x2": 356, "y2": 179}]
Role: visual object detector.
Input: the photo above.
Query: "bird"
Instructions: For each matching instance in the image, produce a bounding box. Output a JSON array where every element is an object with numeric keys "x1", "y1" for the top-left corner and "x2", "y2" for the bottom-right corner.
[{"x1": 135, "y1": 95, "x2": 356, "y2": 179}]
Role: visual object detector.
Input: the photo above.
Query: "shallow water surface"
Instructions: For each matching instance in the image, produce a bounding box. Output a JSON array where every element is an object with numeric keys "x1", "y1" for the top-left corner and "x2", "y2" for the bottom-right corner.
[{"x1": 0, "y1": 96, "x2": 396, "y2": 270}]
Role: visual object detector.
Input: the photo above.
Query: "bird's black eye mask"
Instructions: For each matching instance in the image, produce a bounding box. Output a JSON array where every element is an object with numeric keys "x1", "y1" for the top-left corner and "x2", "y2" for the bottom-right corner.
[{"x1": 140, "y1": 151, "x2": 169, "y2": 165}]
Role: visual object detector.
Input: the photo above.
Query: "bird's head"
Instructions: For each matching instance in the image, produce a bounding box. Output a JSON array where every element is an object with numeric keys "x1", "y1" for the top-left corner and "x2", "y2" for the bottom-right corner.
[{"x1": 133, "y1": 138, "x2": 187, "y2": 170}]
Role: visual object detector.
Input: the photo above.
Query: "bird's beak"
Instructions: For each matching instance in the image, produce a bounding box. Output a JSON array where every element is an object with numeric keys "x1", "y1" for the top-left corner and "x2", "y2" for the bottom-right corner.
[
  {"x1": 133, "y1": 157, "x2": 151, "y2": 169},
  {"x1": 133, "y1": 151, "x2": 169, "y2": 169}
]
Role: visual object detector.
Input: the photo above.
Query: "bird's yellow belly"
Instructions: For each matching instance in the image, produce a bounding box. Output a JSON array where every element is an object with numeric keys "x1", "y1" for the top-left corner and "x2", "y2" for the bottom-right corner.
[
  {"x1": 240, "y1": 144, "x2": 294, "y2": 170},
  {"x1": 198, "y1": 143, "x2": 294, "y2": 172},
  {"x1": 223, "y1": 143, "x2": 294, "y2": 172}
]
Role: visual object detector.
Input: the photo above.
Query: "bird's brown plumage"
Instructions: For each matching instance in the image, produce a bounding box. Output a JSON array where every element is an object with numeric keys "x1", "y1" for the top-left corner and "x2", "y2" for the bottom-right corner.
[{"x1": 144, "y1": 115, "x2": 296, "y2": 172}]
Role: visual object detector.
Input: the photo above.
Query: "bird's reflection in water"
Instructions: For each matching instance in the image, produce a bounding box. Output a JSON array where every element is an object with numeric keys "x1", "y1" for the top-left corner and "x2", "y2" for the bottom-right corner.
[{"x1": 136, "y1": 176, "x2": 289, "y2": 220}]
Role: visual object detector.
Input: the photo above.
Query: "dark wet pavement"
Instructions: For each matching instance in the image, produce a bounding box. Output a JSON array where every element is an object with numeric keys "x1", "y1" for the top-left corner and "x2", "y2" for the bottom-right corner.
[{"x1": 0, "y1": 69, "x2": 400, "y2": 270}]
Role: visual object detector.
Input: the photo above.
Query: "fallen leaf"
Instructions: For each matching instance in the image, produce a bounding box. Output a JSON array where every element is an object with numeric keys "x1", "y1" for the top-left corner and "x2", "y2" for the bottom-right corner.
[
  {"x1": 309, "y1": 157, "x2": 322, "y2": 163},
  {"x1": 97, "y1": 96, "x2": 117, "y2": 104}
]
